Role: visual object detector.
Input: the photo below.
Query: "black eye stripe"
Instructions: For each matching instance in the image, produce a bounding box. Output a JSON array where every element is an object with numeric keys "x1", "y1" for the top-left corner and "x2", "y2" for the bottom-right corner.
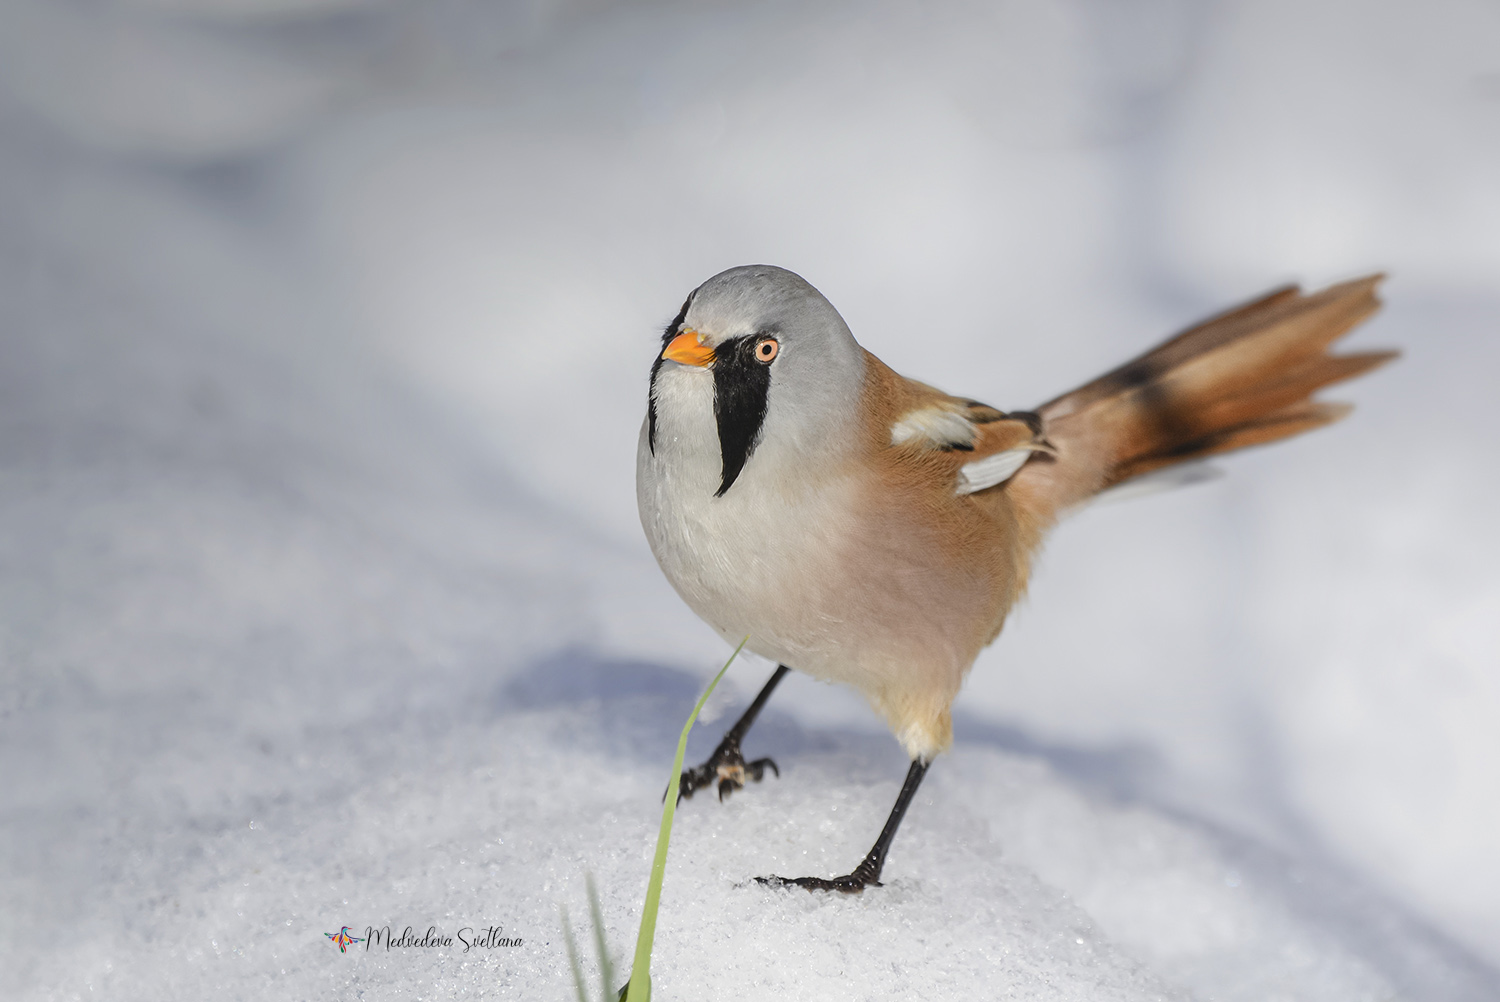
[{"x1": 712, "y1": 334, "x2": 773, "y2": 496}]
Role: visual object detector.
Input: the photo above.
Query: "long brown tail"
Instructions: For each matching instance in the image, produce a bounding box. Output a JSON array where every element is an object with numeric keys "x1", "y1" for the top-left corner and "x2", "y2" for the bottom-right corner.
[{"x1": 1010, "y1": 275, "x2": 1397, "y2": 520}]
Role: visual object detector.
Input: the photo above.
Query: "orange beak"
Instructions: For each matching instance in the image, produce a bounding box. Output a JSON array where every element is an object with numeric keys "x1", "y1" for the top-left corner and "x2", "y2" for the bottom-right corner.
[{"x1": 661, "y1": 328, "x2": 715, "y2": 368}]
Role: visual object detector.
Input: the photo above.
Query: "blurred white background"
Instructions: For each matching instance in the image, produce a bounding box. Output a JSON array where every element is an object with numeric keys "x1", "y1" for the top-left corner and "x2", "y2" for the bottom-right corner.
[{"x1": 1, "y1": 0, "x2": 1497, "y2": 997}]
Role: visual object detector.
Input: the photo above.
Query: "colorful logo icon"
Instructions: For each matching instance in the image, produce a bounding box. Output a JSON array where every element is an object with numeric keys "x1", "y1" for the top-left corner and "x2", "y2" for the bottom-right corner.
[{"x1": 326, "y1": 926, "x2": 364, "y2": 953}]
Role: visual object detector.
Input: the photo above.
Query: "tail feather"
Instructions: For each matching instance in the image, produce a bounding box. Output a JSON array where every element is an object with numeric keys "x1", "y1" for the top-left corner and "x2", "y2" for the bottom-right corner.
[
  {"x1": 1113, "y1": 399, "x2": 1353, "y2": 483},
  {"x1": 1186, "y1": 350, "x2": 1396, "y2": 447},
  {"x1": 1011, "y1": 275, "x2": 1395, "y2": 518}
]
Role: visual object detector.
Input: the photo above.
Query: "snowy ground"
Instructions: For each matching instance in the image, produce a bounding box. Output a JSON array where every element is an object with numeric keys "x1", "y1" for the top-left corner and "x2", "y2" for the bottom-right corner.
[{"x1": 2, "y1": 1, "x2": 1498, "y2": 999}]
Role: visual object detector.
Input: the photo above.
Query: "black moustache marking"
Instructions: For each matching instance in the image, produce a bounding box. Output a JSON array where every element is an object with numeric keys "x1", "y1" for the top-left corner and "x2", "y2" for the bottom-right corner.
[
  {"x1": 647, "y1": 292, "x2": 695, "y2": 456},
  {"x1": 713, "y1": 334, "x2": 774, "y2": 497}
]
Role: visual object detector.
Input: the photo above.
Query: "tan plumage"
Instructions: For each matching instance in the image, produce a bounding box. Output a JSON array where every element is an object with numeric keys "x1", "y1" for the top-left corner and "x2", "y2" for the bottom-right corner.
[
  {"x1": 638, "y1": 264, "x2": 1394, "y2": 891},
  {"x1": 836, "y1": 355, "x2": 1044, "y2": 755}
]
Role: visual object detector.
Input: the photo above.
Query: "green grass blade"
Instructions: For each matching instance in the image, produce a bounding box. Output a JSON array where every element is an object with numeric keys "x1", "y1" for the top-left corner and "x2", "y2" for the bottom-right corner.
[
  {"x1": 559, "y1": 904, "x2": 588, "y2": 1002},
  {"x1": 623, "y1": 638, "x2": 748, "y2": 1002},
  {"x1": 586, "y1": 873, "x2": 614, "y2": 1000}
]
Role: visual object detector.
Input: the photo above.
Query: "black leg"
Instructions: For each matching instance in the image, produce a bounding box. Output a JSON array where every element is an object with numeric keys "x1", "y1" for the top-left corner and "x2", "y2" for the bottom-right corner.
[
  {"x1": 676, "y1": 664, "x2": 790, "y2": 802},
  {"x1": 759, "y1": 758, "x2": 929, "y2": 893}
]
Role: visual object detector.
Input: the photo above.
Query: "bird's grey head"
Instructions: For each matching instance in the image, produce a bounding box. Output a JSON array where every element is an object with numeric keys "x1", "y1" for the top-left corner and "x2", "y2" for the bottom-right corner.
[{"x1": 647, "y1": 265, "x2": 867, "y2": 496}]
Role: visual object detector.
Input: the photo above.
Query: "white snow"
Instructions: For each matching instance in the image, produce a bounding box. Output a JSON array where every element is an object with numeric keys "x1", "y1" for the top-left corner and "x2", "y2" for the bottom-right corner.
[{"x1": 2, "y1": 1, "x2": 1498, "y2": 999}]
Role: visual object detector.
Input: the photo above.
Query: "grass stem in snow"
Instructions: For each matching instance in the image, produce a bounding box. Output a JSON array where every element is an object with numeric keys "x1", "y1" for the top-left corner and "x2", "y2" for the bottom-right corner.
[{"x1": 623, "y1": 638, "x2": 747, "y2": 1002}]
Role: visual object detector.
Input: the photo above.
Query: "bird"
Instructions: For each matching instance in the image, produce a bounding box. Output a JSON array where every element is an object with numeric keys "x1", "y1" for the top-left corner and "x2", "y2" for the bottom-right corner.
[{"x1": 636, "y1": 264, "x2": 1393, "y2": 892}]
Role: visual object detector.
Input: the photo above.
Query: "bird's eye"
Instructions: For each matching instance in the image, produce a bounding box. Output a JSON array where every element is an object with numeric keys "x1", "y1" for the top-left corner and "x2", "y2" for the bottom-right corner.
[{"x1": 754, "y1": 338, "x2": 780, "y2": 364}]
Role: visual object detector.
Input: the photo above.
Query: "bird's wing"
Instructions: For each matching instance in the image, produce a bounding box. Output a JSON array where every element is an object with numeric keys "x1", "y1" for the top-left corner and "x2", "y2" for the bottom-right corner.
[
  {"x1": 953, "y1": 410, "x2": 1055, "y2": 494},
  {"x1": 870, "y1": 357, "x2": 1053, "y2": 495}
]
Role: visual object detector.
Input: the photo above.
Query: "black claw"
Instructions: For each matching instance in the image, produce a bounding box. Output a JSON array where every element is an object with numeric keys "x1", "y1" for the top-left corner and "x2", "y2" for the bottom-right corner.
[
  {"x1": 756, "y1": 850, "x2": 887, "y2": 894},
  {"x1": 671, "y1": 666, "x2": 791, "y2": 807},
  {"x1": 675, "y1": 734, "x2": 780, "y2": 806},
  {"x1": 745, "y1": 756, "x2": 779, "y2": 782},
  {"x1": 755, "y1": 872, "x2": 881, "y2": 894}
]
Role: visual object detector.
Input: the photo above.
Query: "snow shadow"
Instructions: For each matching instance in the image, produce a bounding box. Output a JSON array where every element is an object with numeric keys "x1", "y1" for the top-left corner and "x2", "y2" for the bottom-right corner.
[
  {"x1": 496, "y1": 648, "x2": 894, "y2": 775},
  {"x1": 951, "y1": 711, "x2": 1165, "y2": 802},
  {"x1": 496, "y1": 646, "x2": 1167, "y2": 796}
]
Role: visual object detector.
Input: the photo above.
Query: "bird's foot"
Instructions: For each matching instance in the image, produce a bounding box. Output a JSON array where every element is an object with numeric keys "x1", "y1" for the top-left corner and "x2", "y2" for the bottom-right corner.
[
  {"x1": 677, "y1": 736, "x2": 778, "y2": 803},
  {"x1": 755, "y1": 856, "x2": 883, "y2": 894}
]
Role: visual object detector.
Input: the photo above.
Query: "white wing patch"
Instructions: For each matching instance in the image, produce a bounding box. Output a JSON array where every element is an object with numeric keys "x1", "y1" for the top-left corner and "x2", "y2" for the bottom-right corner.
[
  {"x1": 892, "y1": 403, "x2": 1049, "y2": 494},
  {"x1": 890, "y1": 406, "x2": 975, "y2": 450},
  {"x1": 956, "y1": 447, "x2": 1036, "y2": 495}
]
